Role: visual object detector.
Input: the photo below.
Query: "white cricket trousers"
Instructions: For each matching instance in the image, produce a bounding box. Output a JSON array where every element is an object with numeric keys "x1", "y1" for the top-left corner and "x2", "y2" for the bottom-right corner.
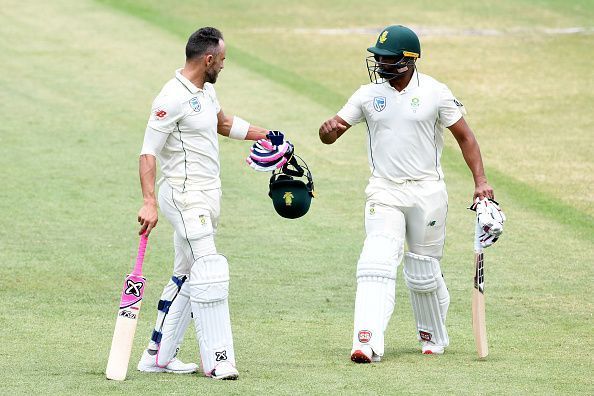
[
  {"x1": 364, "y1": 177, "x2": 448, "y2": 259},
  {"x1": 351, "y1": 177, "x2": 448, "y2": 355},
  {"x1": 158, "y1": 180, "x2": 222, "y2": 274}
]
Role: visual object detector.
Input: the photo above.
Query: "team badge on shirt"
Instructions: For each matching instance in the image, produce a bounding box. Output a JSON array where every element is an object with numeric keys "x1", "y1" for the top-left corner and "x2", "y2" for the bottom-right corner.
[
  {"x1": 373, "y1": 96, "x2": 386, "y2": 112},
  {"x1": 189, "y1": 97, "x2": 201, "y2": 112}
]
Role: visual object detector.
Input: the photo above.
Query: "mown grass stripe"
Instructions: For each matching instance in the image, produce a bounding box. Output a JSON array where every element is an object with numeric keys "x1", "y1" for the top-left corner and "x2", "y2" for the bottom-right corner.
[
  {"x1": 97, "y1": 0, "x2": 593, "y2": 242},
  {"x1": 445, "y1": 152, "x2": 594, "y2": 241}
]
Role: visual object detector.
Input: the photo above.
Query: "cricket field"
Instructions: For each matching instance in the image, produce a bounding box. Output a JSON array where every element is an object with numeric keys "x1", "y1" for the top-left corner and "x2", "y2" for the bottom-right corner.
[{"x1": 0, "y1": 0, "x2": 592, "y2": 394}]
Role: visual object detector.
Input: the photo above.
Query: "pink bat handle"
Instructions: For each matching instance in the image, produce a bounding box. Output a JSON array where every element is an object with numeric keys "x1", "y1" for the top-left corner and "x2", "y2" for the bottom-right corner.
[{"x1": 132, "y1": 233, "x2": 148, "y2": 276}]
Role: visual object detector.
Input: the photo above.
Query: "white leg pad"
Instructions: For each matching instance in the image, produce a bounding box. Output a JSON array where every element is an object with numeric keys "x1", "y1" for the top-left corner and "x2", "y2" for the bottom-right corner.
[
  {"x1": 156, "y1": 281, "x2": 192, "y2": 367},
  {"x1": 353, "y1": 234, "x2": 401, "y2": 357},
  {"x1": 148, "y1": 276, "x2": 191, "y2": 352},
  {"x1": 403, "y1": 252, "x2": 450, "y2": 347},
  {"x1": 189, "y1": 254, "x2": 235, "y2": 375}
]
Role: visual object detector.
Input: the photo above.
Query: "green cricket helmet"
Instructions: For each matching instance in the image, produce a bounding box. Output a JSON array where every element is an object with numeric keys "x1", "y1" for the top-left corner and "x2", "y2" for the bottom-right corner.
[
  {"x1": 366, "y1": 25, "x2": 421, "y2": 84},
  {"x1": 268, "y1": 155, "x2": 315, "y2": 219}
]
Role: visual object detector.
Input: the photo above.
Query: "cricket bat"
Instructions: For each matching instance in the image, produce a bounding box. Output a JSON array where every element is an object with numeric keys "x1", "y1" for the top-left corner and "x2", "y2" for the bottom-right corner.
[
  {"x1": 106, "y1": 233, "x2": 148, "y2": 380},
  {"x1": 472, "y1": 220, "x2": 488, "y2": 358}
]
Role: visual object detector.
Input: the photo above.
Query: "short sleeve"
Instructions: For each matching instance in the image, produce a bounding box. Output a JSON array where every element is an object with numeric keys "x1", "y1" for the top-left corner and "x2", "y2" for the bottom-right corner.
[
  {"x1": 337, "y1": 87, "x2": 365, "y2": 126},
  {"x1": 146, "y1": 94, "x2": 183, "y2": 133},
  {"x1": 438, "y1": 83, "x2": 464, "y2": 127},
  {"x1": 140, "y1": 126, "x2": 169, "y2": 156}
]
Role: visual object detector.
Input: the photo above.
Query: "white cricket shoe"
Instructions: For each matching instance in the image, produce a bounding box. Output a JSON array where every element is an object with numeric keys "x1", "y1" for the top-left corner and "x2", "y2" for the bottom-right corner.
[
  {"x1": 350, "y1": 345, "x2": 381, "y2": 363},
  {"x1": 421, "y1": 342, "x2": 445, "y2": 355},
  {"x1": 137, "y1": 349, "x2": 198, "y2": 373},
  {"x1": 210, "y1": 361, "x2": 239, "y2": 380}
]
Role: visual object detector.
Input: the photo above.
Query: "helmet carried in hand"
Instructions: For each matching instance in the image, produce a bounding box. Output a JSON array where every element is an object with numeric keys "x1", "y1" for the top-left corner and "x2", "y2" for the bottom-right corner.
[{"x1": 268, "y1": 155, "x2": 315, "y2": 219}]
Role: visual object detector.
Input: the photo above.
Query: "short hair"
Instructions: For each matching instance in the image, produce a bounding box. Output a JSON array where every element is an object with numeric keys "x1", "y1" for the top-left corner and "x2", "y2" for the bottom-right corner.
[{"x1": 185, "y1": 27, "x2": 224, "y2": 60}]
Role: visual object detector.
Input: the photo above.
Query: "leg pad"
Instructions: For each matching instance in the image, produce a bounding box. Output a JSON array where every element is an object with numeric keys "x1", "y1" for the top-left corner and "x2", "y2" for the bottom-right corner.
[{"x1": 403, "y1": 252, "x2": 450, "y2": 347}]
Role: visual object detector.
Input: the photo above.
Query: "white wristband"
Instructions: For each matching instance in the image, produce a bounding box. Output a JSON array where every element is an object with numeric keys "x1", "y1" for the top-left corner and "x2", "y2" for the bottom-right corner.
[{"x1": 229, "y1": 116, "x2": 250, "y2": 140}]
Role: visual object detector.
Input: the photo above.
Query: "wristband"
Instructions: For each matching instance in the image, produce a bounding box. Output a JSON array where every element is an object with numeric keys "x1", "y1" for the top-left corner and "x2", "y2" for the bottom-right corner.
[{"x1": 229, "y1": 116, "x2": 249, "y2": 140}]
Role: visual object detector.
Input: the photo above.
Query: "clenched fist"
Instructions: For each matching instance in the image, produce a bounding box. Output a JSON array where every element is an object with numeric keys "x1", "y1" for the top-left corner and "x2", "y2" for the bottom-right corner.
[{"x1": 319, "y1": 116, "x2": 349, "y2": 144}]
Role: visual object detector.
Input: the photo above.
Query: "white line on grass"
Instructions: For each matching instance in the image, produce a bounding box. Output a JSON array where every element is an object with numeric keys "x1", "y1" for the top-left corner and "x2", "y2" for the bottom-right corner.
[{"x1": 251, "y1": 26, "x2": 594, "y2": 36}]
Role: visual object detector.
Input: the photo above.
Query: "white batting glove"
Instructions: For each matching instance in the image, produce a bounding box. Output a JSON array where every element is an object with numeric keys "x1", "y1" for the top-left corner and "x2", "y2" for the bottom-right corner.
[{"x1": 470, "y1": 198, "x2": 506, "y2": 248}]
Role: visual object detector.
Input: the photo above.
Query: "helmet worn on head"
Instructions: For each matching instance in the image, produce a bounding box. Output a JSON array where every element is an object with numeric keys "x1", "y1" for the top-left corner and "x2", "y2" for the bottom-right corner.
[
  {"x1": 366, "y1": 25, "x2": 421, "y2": 84},
  {"x1": 368, "y1": 25, "x2": 421, "y2": 58},
  {"x1": 268, "y1": 155, "x2": 315, "y2": 219}
]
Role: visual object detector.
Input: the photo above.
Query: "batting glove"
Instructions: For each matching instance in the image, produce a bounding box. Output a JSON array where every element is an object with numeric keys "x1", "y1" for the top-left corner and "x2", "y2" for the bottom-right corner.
[
  {"x1": 246, "y1": 135, "x2": 294, "y2": 172},
  {"x1": 470, "y1": 198, "x2": 506, "y2": 248}
]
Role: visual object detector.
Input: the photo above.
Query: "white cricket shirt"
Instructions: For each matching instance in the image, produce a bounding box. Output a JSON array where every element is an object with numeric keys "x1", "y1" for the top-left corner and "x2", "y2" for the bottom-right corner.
[
  {"x1": 337, "y1": 71, "x2": 464, "y2": 182},
  {"x1": 144, "y1": 69, "x2": 222, "y2": 192}
]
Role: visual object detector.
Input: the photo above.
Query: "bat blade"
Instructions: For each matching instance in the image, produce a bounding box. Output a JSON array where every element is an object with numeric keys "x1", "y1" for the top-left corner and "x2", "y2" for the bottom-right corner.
[
  {"x1": 472, "y1": 251, "x2": 488, "y2": 358},
  {"x1": 106, "y1": 234, "x2": 148, "y2": 380}
]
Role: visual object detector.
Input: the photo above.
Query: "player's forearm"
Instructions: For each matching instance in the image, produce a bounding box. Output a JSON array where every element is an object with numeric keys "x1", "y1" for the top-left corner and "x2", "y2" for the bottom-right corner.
[
  {"x1": 139, "y1": 154, "x2": 157, "y2": 204},
  {"x1": 449, "y1": 118, "x2": 488, "y2": 186},
  {"x1": 245, "y1": 125, "x2": 268, "y2": 141},
  {"x1": 458, "y1": 137, "x2": 488, "y2": 186},
  {"x1": 218, "y1": 113, "x2": 267, "y2": 141}
]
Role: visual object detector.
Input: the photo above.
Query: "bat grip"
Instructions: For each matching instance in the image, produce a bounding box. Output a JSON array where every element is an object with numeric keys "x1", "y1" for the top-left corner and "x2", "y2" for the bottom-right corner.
[{"x1": 132, "y1": 233, "x2": 148, "y2": 276}]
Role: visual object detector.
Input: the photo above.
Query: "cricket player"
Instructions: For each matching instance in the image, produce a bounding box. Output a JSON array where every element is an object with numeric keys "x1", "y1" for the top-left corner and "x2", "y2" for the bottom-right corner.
[
  {"x1": 136, "y1": 27, "x2": 270, "y2": 379},
  {"x1": 318, "y1": 25, "x2": 495, "y2": 361}
]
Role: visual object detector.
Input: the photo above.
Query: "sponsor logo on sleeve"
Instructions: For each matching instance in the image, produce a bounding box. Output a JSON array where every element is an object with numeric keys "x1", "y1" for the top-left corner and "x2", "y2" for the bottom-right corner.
[
  {"x1": 154, "y1": 109, "x2": 167, "y2": 119},
  {"x1": 454, "y1": 98, "x2": 467, "y2": 115}
]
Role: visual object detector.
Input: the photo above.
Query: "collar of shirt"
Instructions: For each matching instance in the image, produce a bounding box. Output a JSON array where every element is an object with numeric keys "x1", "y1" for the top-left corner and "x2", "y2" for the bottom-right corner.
[
  {"x1": 175, "y1": 68, "x2": 202, "y2": 94},
  {"x1": 383, "y1": 70, "x2": 420, "y2": 94}
]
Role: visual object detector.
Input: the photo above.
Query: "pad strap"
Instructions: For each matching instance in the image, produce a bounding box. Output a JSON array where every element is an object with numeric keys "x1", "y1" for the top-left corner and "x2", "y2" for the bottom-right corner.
[{"x1": 156, "y1": 281, "x2": 192, "y2": 367}]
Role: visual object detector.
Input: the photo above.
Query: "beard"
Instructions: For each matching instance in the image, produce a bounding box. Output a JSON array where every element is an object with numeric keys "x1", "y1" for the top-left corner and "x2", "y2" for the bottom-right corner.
[{"x1": 205, "y1": 67, "x2": 219, "y2": 84}]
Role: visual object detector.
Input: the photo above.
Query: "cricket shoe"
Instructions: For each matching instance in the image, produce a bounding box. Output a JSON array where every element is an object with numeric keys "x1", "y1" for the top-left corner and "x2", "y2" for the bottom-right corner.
[
  {"x1": 421, "y1": 342, "x2": 445, "y2": 355},
  {"x1": 137, "y1": 349, "x2": 198, "y2": 373},
  {"x1": 209, "y1": 361, "x2": 239, "y2": 380},
  {"x1": 350, "y1": 345, "x2": 381, "y2": 363}
]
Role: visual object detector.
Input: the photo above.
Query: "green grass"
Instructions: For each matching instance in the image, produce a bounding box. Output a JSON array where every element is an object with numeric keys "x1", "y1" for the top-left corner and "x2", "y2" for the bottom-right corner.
[{"x1": 0, "y1": 0, "x2": 592, "y2": 394}]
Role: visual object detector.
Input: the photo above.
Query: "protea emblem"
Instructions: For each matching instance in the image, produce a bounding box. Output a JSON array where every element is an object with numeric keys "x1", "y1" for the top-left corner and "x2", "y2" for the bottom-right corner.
[
  {"x1": 189, "y1": 97, "x2": 201, "y2": 112},
  {"x1": 283, "y1": 192, "x2": 294, "y2": 206}
]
